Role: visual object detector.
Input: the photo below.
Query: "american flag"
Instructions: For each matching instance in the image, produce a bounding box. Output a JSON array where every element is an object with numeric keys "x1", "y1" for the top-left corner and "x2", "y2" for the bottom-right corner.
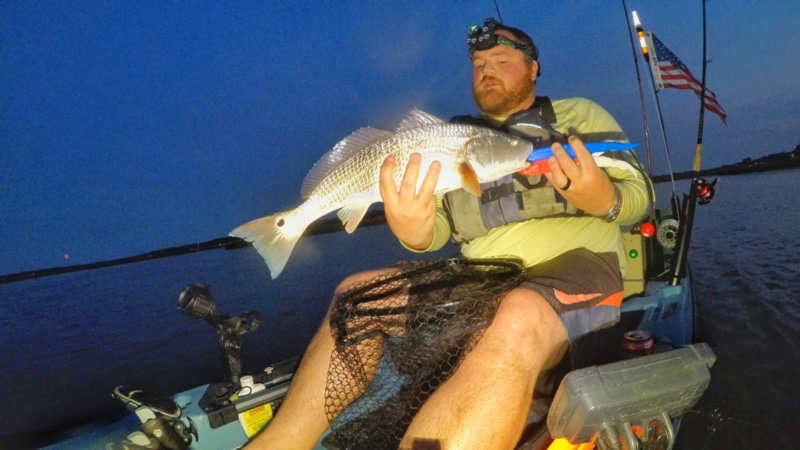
[{"x1": 651, "y1": 33, "x2": 727, "y2": 124}]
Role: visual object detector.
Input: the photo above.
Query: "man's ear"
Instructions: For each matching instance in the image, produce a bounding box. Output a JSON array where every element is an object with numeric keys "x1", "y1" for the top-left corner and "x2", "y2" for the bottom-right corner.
[{"x1": 530, "y1": 61, "x2": 539, "y2": 81}]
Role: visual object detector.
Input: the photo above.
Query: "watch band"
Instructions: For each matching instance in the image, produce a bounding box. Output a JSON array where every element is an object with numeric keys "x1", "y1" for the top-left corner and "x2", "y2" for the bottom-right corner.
[{"x1": 600, "y1": 185, "x2": 622, "y2": 223}]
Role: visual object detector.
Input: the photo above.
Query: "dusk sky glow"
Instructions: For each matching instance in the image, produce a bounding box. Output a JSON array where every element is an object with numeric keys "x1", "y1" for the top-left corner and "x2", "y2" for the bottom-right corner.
[{"x1": 2, "y1": 1, "x2": 799, "y2": 274}]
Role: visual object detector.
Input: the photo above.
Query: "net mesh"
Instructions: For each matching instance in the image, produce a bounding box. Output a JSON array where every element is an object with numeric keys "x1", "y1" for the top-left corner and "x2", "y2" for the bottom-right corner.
[{"x1": 324, "y1": 257, "x2": 526, "y2": 449}]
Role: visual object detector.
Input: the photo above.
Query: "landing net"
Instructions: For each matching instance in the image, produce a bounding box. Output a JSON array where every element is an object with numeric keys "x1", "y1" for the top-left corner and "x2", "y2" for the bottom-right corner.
[{"x1": 324, "y1": 257, "x2": 526, "y2": 449}]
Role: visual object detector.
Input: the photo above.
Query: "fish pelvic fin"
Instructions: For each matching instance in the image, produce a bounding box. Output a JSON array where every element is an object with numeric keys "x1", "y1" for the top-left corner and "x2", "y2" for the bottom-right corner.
[
  {"x1": 458, "y1": 161, "x2": 481, "y2": 196},
  {"x1": 337, "y1": 204, "x2": 371, "y2": 234},
  {"x1": 230, "y1": 211, "x2": 306, "y2": 279}
]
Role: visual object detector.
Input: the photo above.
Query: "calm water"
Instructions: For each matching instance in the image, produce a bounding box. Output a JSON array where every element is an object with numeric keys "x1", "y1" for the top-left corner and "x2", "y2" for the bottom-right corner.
[
  {"x1": 672, "y1": 169, "x2": 800, "y2": 448},
  {"x1": 1, "y1": 169, "x2": 798, "y2": 449}
]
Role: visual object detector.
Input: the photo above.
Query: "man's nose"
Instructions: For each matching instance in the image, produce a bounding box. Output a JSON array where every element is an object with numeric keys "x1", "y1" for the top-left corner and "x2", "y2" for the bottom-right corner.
[{"x1": 482, "y1": 61, "x2": 496, "y2": 75}]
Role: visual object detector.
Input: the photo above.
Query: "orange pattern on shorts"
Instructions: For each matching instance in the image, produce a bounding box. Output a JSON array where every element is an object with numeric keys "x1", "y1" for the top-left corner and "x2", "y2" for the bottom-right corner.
[
  {"x1": 596, "y1": 291, "x2": 624, "y2": 307},
  {"x1": 553, "y1": 289, "x2": 603, "y2": 305}
]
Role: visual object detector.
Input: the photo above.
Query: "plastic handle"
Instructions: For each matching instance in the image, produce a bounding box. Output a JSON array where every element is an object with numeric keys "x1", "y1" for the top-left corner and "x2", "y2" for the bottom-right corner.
[
  {"x1": 520, "y1": 142, "x2": 640, "y2": 176},
  {"x1": 525, "y1": 142, "x2": 640, "y2": 163}
]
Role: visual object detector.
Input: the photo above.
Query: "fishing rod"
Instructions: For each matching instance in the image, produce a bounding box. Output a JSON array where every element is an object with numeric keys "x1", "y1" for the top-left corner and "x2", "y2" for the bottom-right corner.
[
  {"x1": 669, "y1": 0, "x2": 715, "y2": 286},
  {"x1": 692, "y1": 0, "x2": 709, "y2": 173},
  {"x1": 627, "y1": 2, "x2": 717, "y2": 286},
  {"x1": 622, "y1": 0, "x2": 666, "y2": 278},
  {"x1": 621, "y1": 0, "x2": 653, "y2": 177},
  {"x1": 493, "y1": 0, "x2": 503, "y2": 23},
  {"x1": 630, "y1": 8, "x2": 679, "y2": 196},
  {"x1": 0, "y1": 211, "x2": 389, "y2": 285},
  {"x1": 629, "y1": 8, "x2": 686, "y2": 282}
]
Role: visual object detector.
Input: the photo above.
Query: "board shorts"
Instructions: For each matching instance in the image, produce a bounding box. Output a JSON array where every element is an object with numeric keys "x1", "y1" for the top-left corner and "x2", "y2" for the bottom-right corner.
[{"x1": 519, "y1": 247, "x2": 624, "y2": 344}]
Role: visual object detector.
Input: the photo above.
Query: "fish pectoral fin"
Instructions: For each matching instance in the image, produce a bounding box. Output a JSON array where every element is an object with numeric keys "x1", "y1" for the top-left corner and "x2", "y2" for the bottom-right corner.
[
  {"x1": 459, "y1": 161, "x2": 481, "y2": 196},
  {"x1": 338, "y1": 204, "x2": 371, "y2": 233}
]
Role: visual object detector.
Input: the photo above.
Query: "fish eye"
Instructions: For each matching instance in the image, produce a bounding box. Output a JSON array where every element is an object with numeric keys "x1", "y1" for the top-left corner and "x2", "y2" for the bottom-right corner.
[{"x1": 509, "y1": 138, "x2": 519, "y2": 146}]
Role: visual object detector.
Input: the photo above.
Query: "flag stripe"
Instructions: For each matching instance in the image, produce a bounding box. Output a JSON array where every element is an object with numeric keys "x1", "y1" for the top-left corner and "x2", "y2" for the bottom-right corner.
[{"x1": 652, "y1": 33, "x2": 727, "y2": 123}]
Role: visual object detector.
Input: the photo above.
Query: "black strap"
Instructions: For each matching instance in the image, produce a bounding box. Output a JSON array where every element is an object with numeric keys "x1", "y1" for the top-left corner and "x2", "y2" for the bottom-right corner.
[
  {"x1": 450, "y1": 96, "x2": 558, "y2": 126},
  {"x1": 536, "y1": 96, "x2": 557, "y2": 124},
  {"x1": 480, "y1": 183, "x2": 517, "y2": 204}
]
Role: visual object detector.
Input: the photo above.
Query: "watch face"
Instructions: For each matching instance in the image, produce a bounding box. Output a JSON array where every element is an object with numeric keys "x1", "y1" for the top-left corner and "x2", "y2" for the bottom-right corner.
[{"x1": 602, "y1": 186, "x2": 622, "y2": 222}]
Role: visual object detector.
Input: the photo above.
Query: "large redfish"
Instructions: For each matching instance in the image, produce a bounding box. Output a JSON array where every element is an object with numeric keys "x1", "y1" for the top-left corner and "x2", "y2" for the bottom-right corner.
[{"x1": 231, "y1": 109, "x2": 533, "y2": 278}]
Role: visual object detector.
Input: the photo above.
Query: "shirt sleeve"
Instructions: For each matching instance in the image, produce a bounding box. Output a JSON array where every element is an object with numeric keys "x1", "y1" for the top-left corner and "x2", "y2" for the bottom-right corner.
[
  {"x1": 399, "y1": 197, "x2": 452, "y2": 253},
  {"x1": 554, "y1": 97, "x2": 654, "y2": 225},
  {"x1": 604, "y1": 164, "x2": 653, "y2": 225}
]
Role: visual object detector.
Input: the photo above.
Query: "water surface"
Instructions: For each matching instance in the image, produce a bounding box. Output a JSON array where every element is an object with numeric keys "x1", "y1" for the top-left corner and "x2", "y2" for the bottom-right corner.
[{"x1": 1, "y1": 169, "x2": 798, "y2": 448}]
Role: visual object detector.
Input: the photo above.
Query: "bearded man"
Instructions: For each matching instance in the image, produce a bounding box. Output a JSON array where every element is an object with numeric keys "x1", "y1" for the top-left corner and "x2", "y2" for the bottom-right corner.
[{"x1": 248, "y1": 19, "x2": 652, "y2": 450}]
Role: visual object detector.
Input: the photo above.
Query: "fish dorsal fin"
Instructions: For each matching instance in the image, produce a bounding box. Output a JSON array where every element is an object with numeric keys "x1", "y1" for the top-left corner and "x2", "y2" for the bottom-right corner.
[
  {"x1": 301, "y1": 126, "x2": 392, "y2": 199},
  {"x1": 396, "y1": 108, "x2": 445, "y2": 132}
]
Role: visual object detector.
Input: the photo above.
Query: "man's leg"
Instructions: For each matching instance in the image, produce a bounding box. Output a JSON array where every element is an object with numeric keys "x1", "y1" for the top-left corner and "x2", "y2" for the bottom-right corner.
[
  {"x1": 399, "y1": 288, "x2": 569, "y2": 450},
  {"x1": 246, "y1": 268, "x2": 396, "y2": 450}
]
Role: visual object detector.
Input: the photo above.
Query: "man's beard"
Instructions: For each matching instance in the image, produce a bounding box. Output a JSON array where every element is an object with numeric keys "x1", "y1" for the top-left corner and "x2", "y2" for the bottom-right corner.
[{"x1": 473, "y1": 67, "x2": 534, "y2": 117}]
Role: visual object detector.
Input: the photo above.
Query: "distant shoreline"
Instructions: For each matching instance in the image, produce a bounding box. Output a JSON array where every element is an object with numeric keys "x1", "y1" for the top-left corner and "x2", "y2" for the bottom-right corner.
[
  {"x1": 3, "y1": 146, "x2": 798, "y2": 283},
  {"x1": 651, "y1": 146, "x2": 800, "y2": 183}
]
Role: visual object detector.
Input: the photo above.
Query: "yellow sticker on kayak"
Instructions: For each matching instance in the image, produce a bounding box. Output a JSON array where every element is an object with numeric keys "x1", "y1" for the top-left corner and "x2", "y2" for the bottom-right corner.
[{"x1": 238, "y1": 403, "x2": 274, "y2": 438}]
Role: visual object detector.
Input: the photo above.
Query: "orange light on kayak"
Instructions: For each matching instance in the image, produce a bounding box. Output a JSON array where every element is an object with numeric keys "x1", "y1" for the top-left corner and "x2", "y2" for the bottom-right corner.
[{"x1": 546, "y1": 437, "x2": 595, "y2": 450}]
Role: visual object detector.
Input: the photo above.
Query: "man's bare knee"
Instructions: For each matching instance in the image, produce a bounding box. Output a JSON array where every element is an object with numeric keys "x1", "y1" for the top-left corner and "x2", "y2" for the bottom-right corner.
[{"x1": 485, "y1": 289, "x2": 568, "y2": 369}]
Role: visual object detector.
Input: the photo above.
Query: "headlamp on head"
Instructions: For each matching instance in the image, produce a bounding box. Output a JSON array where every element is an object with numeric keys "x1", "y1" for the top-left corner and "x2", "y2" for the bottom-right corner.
[{"x1": 466, "y1": 18, "x2": 538, "y2": 63}]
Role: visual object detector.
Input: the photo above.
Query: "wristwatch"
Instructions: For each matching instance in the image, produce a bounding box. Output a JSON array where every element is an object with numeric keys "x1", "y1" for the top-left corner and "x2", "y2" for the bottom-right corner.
[{"x1": 600, "y1": 185, "x2": 622, "y2": 223}]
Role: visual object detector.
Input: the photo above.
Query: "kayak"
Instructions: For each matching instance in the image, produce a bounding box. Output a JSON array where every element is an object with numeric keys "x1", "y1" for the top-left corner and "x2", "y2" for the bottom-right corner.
[{"x1": 43, "y1": 206, "x2": 715, "y2": 450}]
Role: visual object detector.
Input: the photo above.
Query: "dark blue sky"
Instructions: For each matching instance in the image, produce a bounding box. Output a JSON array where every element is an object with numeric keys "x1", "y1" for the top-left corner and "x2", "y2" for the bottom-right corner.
[{"x1": 2, "y1": 1, "x2": 798, "y2": 274}]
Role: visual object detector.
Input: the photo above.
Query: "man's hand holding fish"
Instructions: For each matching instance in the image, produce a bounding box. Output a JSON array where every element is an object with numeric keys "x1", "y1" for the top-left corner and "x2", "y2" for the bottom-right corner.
[
  {"x1": 379, "y1": 153, "x2": 441, "y2": 251},
  {"x1": 545, "y1": 136, "x2": 620, "y2": 217}
]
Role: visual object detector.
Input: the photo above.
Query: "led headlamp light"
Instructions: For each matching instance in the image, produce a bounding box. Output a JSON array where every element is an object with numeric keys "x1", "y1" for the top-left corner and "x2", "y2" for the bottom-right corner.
[{"x1": 466, "y1": 18, "x2": 538, "y2": 61}]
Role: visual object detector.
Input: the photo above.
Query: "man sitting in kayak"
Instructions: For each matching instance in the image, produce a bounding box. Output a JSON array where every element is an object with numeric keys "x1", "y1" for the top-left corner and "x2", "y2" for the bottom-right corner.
[{"x1": 248, "y1": 19, "x2": 653, "y2": 450}]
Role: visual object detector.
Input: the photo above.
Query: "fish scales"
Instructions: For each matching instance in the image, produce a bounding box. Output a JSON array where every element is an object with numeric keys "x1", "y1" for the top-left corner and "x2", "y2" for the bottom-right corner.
[
  {"x1": 304, "y1": 124, "x2": 490, "y2": 205},
  {"x1": 231, "y1": 109, "x2": 533, "y2": 279}
]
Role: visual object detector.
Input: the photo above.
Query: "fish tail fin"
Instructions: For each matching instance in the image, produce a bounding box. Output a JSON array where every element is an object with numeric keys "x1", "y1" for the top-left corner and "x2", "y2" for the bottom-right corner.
[{"x1": 230, "y1": 211, "x2": 307, "y2": 279}]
